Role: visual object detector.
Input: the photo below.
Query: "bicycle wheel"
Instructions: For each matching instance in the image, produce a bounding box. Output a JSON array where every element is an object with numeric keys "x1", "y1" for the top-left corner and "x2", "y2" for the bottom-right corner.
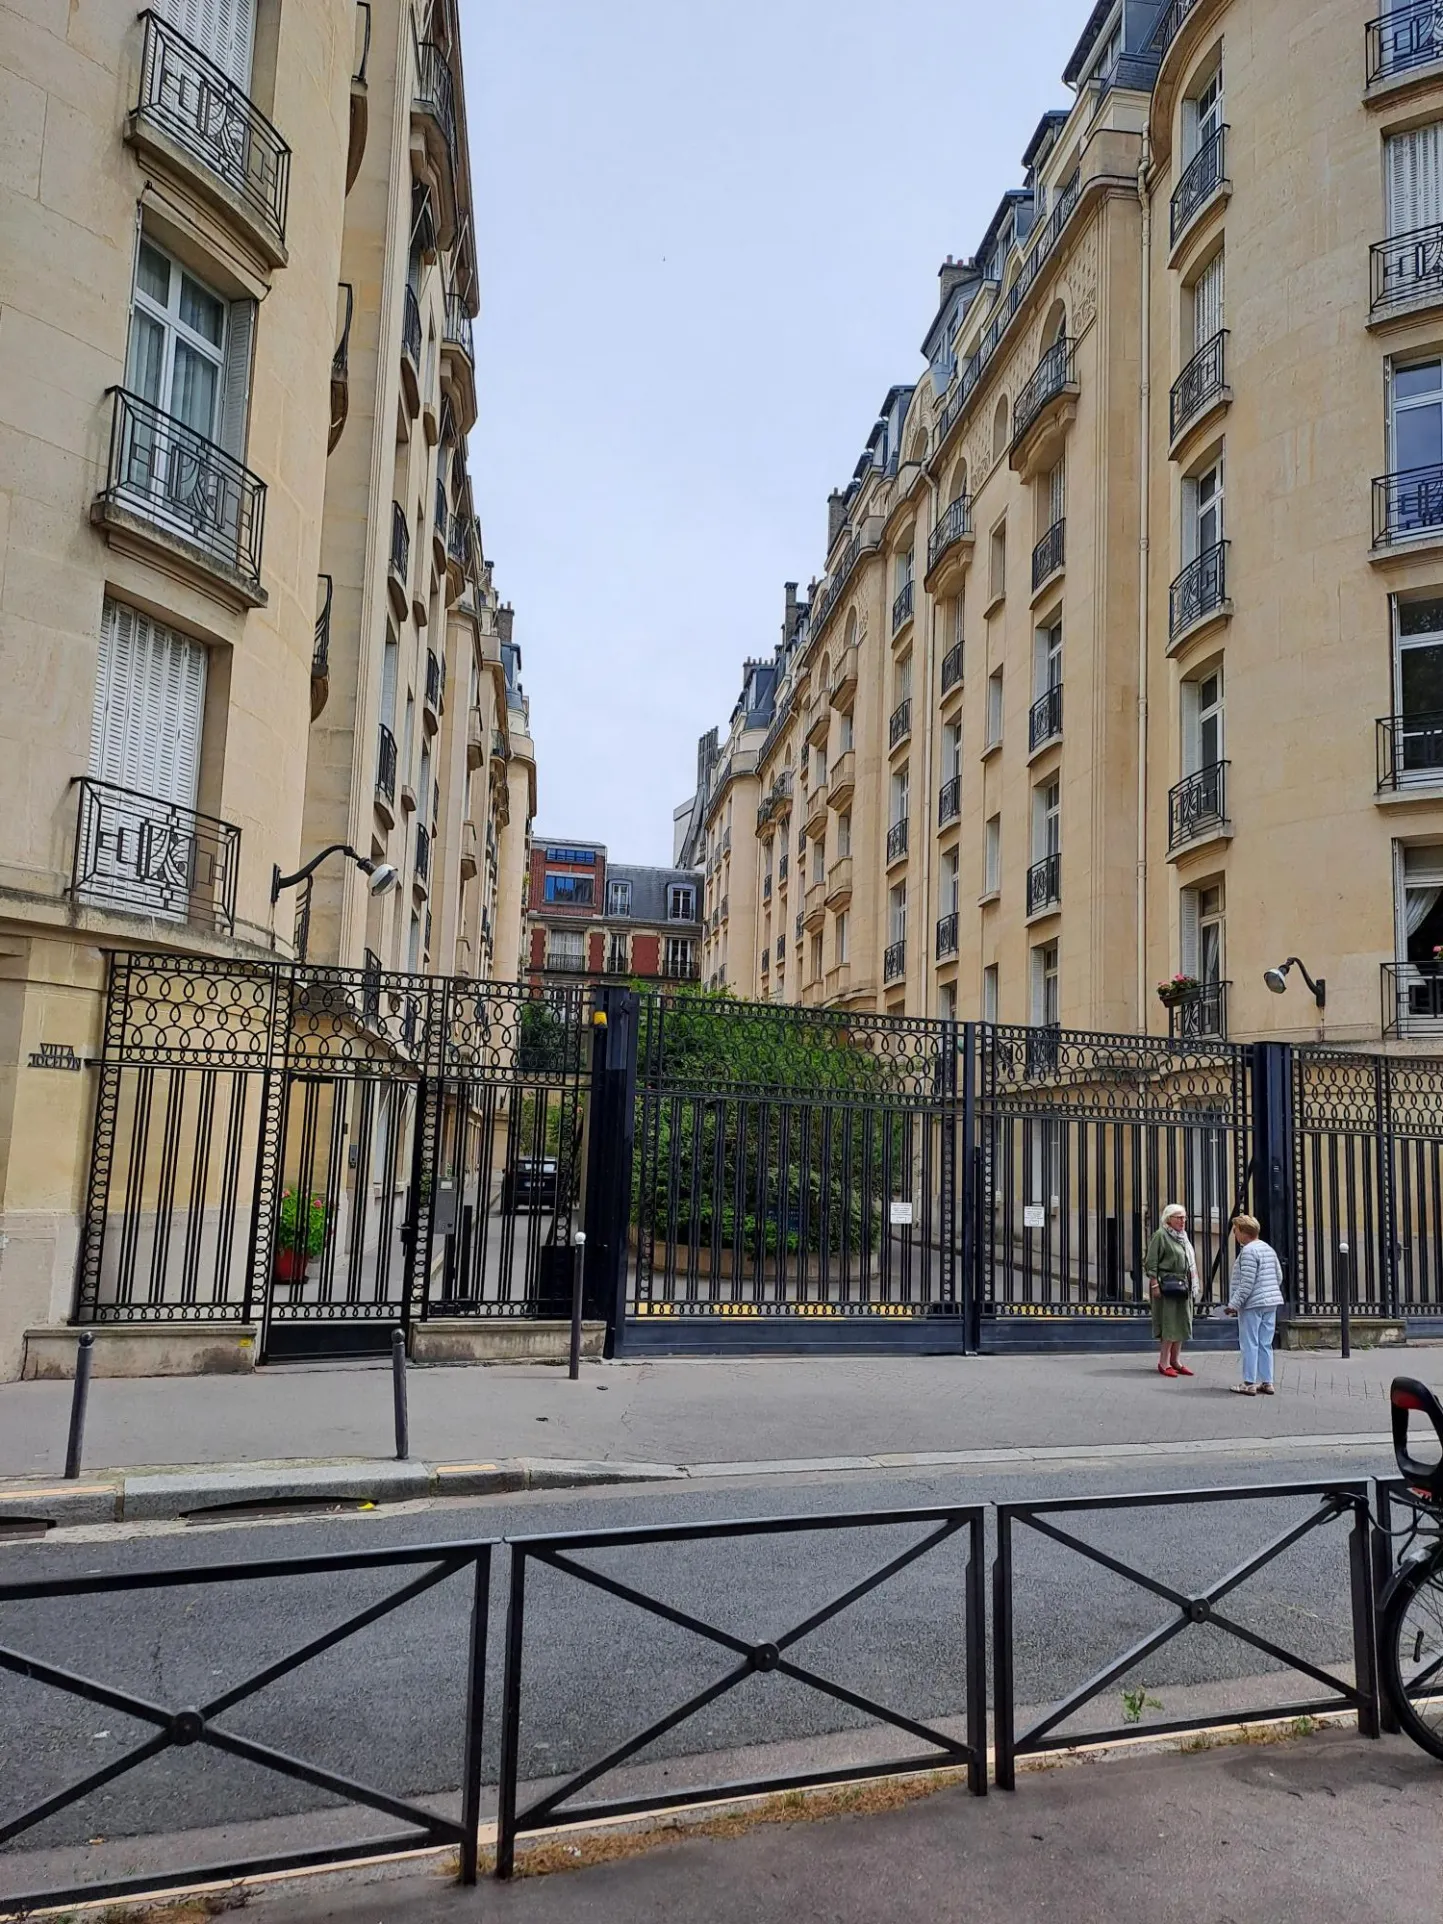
[{"x1": 1381, "y1": 1550, "x2": 1443, "y2": 1762}]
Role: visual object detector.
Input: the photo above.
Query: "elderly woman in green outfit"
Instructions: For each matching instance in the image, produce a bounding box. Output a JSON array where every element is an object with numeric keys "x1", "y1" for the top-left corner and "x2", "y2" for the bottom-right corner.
[{"x1": 1145, "y1": 1202, "x2": 1199, "y2": 1378}]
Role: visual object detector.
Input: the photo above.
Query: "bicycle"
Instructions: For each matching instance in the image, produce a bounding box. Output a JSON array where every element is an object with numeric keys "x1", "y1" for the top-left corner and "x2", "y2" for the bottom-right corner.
[{"x1": 1380, "y1": 1376, "x2": 1443, "y2": 1760}]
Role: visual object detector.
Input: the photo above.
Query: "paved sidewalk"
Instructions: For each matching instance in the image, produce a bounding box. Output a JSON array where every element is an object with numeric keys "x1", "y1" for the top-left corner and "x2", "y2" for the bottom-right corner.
[
  {"x1": 223, "y1": 1732, "x2": 1442, "y2": 1924},
  {"x1": 1, "y1": 1347, "x2": 1430, "y2": 1484}
]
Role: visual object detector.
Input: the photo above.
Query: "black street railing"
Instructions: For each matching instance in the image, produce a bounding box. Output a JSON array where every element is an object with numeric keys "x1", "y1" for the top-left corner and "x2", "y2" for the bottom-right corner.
[
  {"x1": 1383, "y1": 961, "x2": 1443, "y2": 1038},
  {"x1": 892, "y1": 579, "x2": 915, "y2": 632},
  {"x1": 941, "y1": 639, "x2": 964, "y2": 693},
  {"x1": 414, "y1": 39, "x2": 457, "y2": 164},
  {"x1": 1373, "y1": 462, "x2": 1443, "y2": 545},
  {"x1": 0, "y1": 1537, "x2": 493, "y2": 1911},
  {"x1": 1367, "y1": 0, "x2": 1443, "y2": 84},
  {"x1": 1028, "y1": 682, "x2": 1063, "y2": 752},
  {"x1": 1026, "y1": 852, "x2": 1061, "y2": 915},
  {"x1": 313, "y1": 573, "x2": 332, "y2": 680},
  {"x1": 1168, "y1": 539, "x2": 1228, "y2": 639},
  {"x1": 72, "y1": 777, "x2": 240, "y2": 933},
  {"x1": 496, "y1": 1506, "x2": 986, "y2": 1877},
  {"x1": 1031, "y1": 517, "x2": 1065, "y2": 590},
  {"x1": 134, "y1": 11, "x2": 290, "y2": 249},
  {"x1": 426, "y1": 648, "x2": 442, "y2": 710},
  {"x1": 1372, "y1": 222, "x2": 1443, "y2": 317},
  {"x1": 884, "y1": 939, "x2": 907, "y2": 982},
  {"x1": 938, "y1": 774, "x2": 960, "y2": 824},
  {"x1": 390, "y1": 500, "x2": 410, "y2": 581},
  {"x1": 401, "y1": 284, "x2": 422, "y2": 368},
  {"x1": 444, "y1": 291, "x2": 475, "y2": 363},
  {"x1": 1377, "y1": 710, "x2": 1443, "y2": 789},
  {"x1": 1170, "y1": 329, "x2": 1227, "y2": 440},
  {"x1": 416, "y1": 822, "x2": 431, "y2": 882},
  {"x1": 1012, "y1": 337, "x2": 1076, "y2": 447},
  {"x1": 376, "y1": 721, "x2": 397, "y2": 803},
  {"x1": 992, "y1": 1482, "x2": 1379, "y2": 1790},
  {"x1": 889, "y1": 697, "x2": 912, "y2": 749},
  {"x1": 936, "y1": 911, "x2": 959, "y2": 959},
  {"x1": 100, "y1": 388, "x2": 265, "y2": 591},
  {"x1": 927, "y1": 493, "x2": 972, "y2": 571},
  {"x1": 1168, "y1": 978, "x2": 1229, "y2": 1040},
  {"x1": 887, "y1": 818, "x2": 909, "y2": 864},
  {"x1": 1170, "y1": 126, "x2": 1227, "y2": 246},
  {"x1": 1167, "y1": 758, "x2": 1228, "y2": 849}
]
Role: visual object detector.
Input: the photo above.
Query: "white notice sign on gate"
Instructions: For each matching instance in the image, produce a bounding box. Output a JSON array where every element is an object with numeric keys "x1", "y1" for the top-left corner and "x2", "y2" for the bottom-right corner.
[
  {"x1": 889, "y1": 1200, "x2": 914, "y2": 1226},
  {"x1": 1023, "y1": 1203, "x2": 1046, "y2": 1229}
]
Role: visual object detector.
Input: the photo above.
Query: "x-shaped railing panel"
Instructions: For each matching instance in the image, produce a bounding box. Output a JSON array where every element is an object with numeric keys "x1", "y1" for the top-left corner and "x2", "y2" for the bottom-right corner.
[
  {"x1": 0, "y1": 1539, "x2": 493, "y2": 1909},
  {"x1": 992, "y1": 1481, "x2": 1380, "y2": 1789},
  {"x1": 494, "y1": 1505, "x2": 987, "y2": 1877}
]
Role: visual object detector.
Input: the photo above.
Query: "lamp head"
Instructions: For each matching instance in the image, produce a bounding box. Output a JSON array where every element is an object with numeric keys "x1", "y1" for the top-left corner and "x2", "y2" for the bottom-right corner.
[
  {"x1": 364, "y1": 861, "x2": 399, "y2": 898},
  {"x1": 1263, "y1": 964, "x2": 1290, "y2": 995}
]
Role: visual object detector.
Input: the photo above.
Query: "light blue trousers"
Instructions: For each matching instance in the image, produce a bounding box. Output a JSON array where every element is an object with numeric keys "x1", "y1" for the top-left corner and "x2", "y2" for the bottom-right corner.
[{"x1": 1239, "y1": 1305, "x2": 1277, "y2": 1385}]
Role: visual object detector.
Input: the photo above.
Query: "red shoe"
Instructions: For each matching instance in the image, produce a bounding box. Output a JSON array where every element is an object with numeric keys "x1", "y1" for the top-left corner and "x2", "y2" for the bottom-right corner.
[
  {"x1": 1173, "y1": 1363, "x2": 1194, "y2": 1377},
  {"x1": 1158, "y1": 1364, "x2": 1178, "y2": 1377}
]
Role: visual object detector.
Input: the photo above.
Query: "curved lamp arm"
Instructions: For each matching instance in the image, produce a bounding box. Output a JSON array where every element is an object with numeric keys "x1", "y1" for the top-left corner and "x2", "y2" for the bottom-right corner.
[
  {"x1": 271, "y1": 843, "x2": 375, "y2": 902},
  {"x1": 1279, "y1": 956, "x2": 1327, "y2": 1009}
]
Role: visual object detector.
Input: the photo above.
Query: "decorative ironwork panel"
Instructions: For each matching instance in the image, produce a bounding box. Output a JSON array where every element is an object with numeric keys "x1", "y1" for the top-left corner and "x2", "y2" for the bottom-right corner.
[
  {"x1": 941, "y1": 640, "x2": 964, "y2": 693},
  {"x1": 892, "y1": 579, "x2": 915, "y2": 632},
  {"x1": 101, "y1": 388, "x2": 265, "y2": 589},
  {"x1": 1170, "y1": 126, "x2": 1227, "y2": 245},
  {"x1": 1030, "y1": 518, "x2": 1065, "y2": 591},
  {"x1": 1367, "y1": 0, "x2": 1443, "y2": 86},
  {"x1": 1012, "y1": 338, "x2": 1076, "y2": 447},
  {"x1": 1027, "y1": 683, "x2": 1063, "y2": 752},
  {"x1": 1169, "y1": 329, "x2": 1227, "y2": 439},
  {"x1": 72, "y1": 778, "x2": 240, "y2": 933},
  {"x1": 889, "y1": 697, "x2": 912, "y2": 748},
  {"x1": 1026, "y1": 853, "x2": 1061, "y2": 915},
  {"x1": 927, "y1": 494, "x2": 971, "y2": 570},
  {"x1": 1168, "y1": 539, "x2": 1228, "y2": 638},
  {"x1": 1167, "y1": 760, "x2": 1228, "y2": 850},
  {"x1": 1373, "y1": 462, "x2": 1443, "y2": 546}
]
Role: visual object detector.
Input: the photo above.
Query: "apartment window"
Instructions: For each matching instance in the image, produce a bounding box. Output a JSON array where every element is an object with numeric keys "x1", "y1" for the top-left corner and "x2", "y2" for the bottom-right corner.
[
  {"x1": 1035, "y1": 618, "x2": 1063, "y2": 700},
  {"x1": 606, "y1": 878, "x2": 633, "y2": 916},
  {"x1": 403, "y1": 690, "x2": 416, "y2": 782},
  {"x1": 938, "y1": 982, "x2": 957, "y2": 1023},
  {"x1": 1185, "y1": 458, "x2": 1224, "y2": 561},
  {"x1": 608, "y1": 933, "x2": 629, "y2": 974},
  {"x1": 1181, "y1": 883, "x2": 1225, "y2": 985},
  {"x1": 986, "y1": 669, "x2": 1004, "y2": 749},
  {"x1": 889, "y1": 881, "x2": 908, "y2": 944},
  {"x1": 1185, "y1": 58, "x2": 1223, "y2": 160},
  {"x1": 890, "y1": 765, "x2": 910, "y2": 827},
  {"x1": 408, "y1": 909, "x2": 422, "y2": 973},
  {"x1": 1385, "y1": 124, "x2": 1443, "y2": 238},
  {"x1": 984, "y1": 815, "x2": 1001, "y2": 895},
  {"x1": 812, "y1": 836, "x2": 826, "y2": 883},
  {"x1": 1394, "y1": 598, "x2": 1443, "y2": 776},
  {"x1": 381, "y1": 626, "x2": 398, "y2": 729},
  {"x1": 1398, "y1": 845, "x2": 1443, "y2": 990},
  {"x1": 941, "y1": 848, "x2": 960, "y2": 914},
  {"x1": 837, "y1": 811, "x2": 852, "y2": 857},
  {"x1": 1031, "y1": 940, "x2": 1060, "y2": 1026},
  {"x1": 839, "y1": 711, "x2": 854, "y2": 753},
  {"x1": 153, "y1": 0, "x2": 256, "y2": 85},
  {"x1": 992, "y1": 397, "x2": 1010, "y2": 464},
  {"x1": 895, "y1": 653, "x2": 913, "y2": 703},
  {"x1": 836, "y1": 910, "x2": 849, "y2": 964},
  {"x1": 546, "y1": 846, "x2": 597, "y2": 865},
  {"x1": 982, "y1": 963, "x2": 1000, "y2": 1024},
  {"x1": 665, "y1": 935, "x2": 695, "y2": 977},
  {"x1": 1391, "y1": 358, "x2": 1443, "y2": 475},
  {"x1": 989, "y1": 519, "x2": 1007, "y2": 599},
  {"x1": 813, "y1": 742, "x2": 828, "y2": 785},
  {"x1": 1182, "y1": 666, "x2": 1224, "y2": 774},
  {"x1": 668, "y1": 883, "x2": 696, "y2": 920},
  {"x1": 1192, "y1": 250, "x2": 1224, "y2": 351},
  {"x1": 896, "y1": 547, "x2": 914, "y2": 594},
  {"x1": 811, "y1": 931, "x2": 824, "y2": 980},
  {"x1": 942, "y1": 721, "x2": 962, "y2": 782},
  {"x1": 544, "y1": 872, "x2": 594, "y2": 906},
  {"x1": 1034, "y1": 777, "x2": 1061, "y2": 860},
  {"x1": 1045, "y1": 458, "x2": 1065, "y2": 532},
  {"x1": 127, "y1": 238, "x2": 254, "y2": 460},
  {"x1": 549, "y1": 929, "x2": 586, "y2": 970}
]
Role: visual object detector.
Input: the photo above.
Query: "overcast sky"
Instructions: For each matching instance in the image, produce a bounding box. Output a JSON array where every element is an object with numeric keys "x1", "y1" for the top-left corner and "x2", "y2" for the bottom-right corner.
[{"x1": 465, "y1": 0, "x2": 1090, "y2": 864}]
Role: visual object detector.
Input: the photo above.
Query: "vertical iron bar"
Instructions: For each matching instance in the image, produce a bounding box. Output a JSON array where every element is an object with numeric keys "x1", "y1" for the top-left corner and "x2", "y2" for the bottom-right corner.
[
  {"x1": 458, "y1": 1544, "x2": 491, "y2": 1884},
  {"x1": 965, "y1": 1507, "x2": 988, "y2": 1795},
  {"x1": 993, "y1": 1507, "x2": 1015, "y2": 1790},
  {"x1": 63, "y1": 1331, "x2": 96, "y2": 1480},
  {"x1": 569, "y1": 1231, "x2": 585, "y2": 1379},
  {"x1": 1373, "y1": 1481, "x2": 1402, "y2": 1735},
  {"x1": 391, "y1": 1326, "x2": 409, "y2": 1459},
  {"x1": 496, "y1": 1548, "x2": 528, "y2": 1879},
  {"x1": 1349, "y1": 1493, "x2": 1381, "y2": 1739}
]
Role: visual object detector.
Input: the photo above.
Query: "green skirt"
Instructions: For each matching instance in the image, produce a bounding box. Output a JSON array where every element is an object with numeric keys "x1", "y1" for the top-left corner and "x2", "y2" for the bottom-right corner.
[{"x1": 1151, "y1": 1289, "x2": 1194, "y2": 1343}]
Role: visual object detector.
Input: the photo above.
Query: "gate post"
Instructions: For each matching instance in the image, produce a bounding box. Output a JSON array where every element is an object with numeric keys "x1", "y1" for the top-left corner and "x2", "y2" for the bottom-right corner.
[
  {"x1": 582, "y1": 985, "x2": 639, "y2": 1357},
  {"x1": 1250, "y1": 1041, "x2": 1296, "y2": 1297},
  {"x1": 959, "y1": 1021, "x2": 979, "y2": 1355}
]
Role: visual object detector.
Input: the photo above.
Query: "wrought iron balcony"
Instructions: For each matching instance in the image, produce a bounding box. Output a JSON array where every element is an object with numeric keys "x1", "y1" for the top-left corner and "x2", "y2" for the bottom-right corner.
[
  {"x1": 1031, "y1": 518, "x2": 1065, "y2": 590},
  {"x1": 763, "y1": 873, "x2": 773, "y2": 900},
  {"x1": 376, "y1": 722, "x2": 398, "y2": 803},
  {"x1": 99, "y1": 388, "x2": 265, "y2": 593},
  {"x1": 434, "y1": 473, "x2": 448, "y2": 545},
  {"x1": 1367, "y1": 0, "x2": 1443, "y2": 85},
  {"x1": 892, "y1": 579, "x2": 915, "y2": 633},
  {"x1": 415, "y1": 821, "x2": 431, "y2": 883},
  {"x1": 1373, "y1": 223, "x2": 1443, "y2": 321},
  {"x1": 1375, "y1": 462, "x2": 1443, "y2": 546},
  {"x1": 938, "y1": 774, "x2": 960, "y2": 825},
  {"x1": 1168, "y1": 980, "x2": 1229, "y2": 1041},
  {"x1": 312, "y1": 574, "x2": 332, "y2": 683},
  {"x1": 935, "y1": 912, "x2": 959, "y2": 960},
  {"x1": 760, "y1": 947, "x2": 770, "y2": 973},
  {"x1": 414, "y1": 39, "x2": 457, "y2": 163},
  {"x1": 389, "y1": 501, "x2": 410, "y2": 582},
  {"x1": 1377, "y1": 710, "x2": 1443, "y2": 789},
  {"x1": 402, "y1": 285, "x2": 422, "y2": 369},
  {"x1": 886, "y1": 818, "x2": 909, "y2": 864},
  {"x1": 664, "y1": 954, "x2": 700, "y2": 982},
  {"x1": 447, "y1": 507, "x2": 471, "y2": 569},
  {"x1": 1012, "y1": 337, "x2": 1076, "y2": 448},
  {"x1": 1168, "y1": 760, "x2": 1229, "y2": 850},
  {"x1": 1028, "y1": 683, "x2": 1063, "y2": 753},
  {"x1": 329, "y1": 282, "x2": 353, "y2": 452},
  {"x1": 941, "y1": 640, "x2": 964, "y2": 694},
  {"x1": 884, "y1": 939, "x2": 906, "y2": 983},
  {"x1": 778, "y1": 852, "x2": 789, "y2": 883},
  {"x1": 1170, "y1": 330, "x2": 1227, "y2": 441},
  {"x1": 1384, "y1": 961, "x2": 1443, "y2": 1037},
  {"x1": 1170, "y1": 128, "x2": 1227, "y2": 247},
  {"x1": 443, "y1": 292, "x2": 475, "y2": 363},
  {"x1": 133, "y1": 11, "x2": 290, "y2": 251},
  {"x1": 1146, "y1": 0, "x2": 1202, "y2": 59},
  {"x1": 889, "y1": 697, "x2": 912, "y2": 750},
  {"x1": 72, "y1": 776, "x2": 239, "y2": 932},
  {"x1": 927, "y1": 494, "x2": 972, "y2": 572},
  {"x1": 1168, "y1": 539, "x2": 1228, "y2": 640},
  {"x1": 1026, "y1": 852, "x2": 1061, "y2": 916},
  {"x1": 425, "y1": 648, "x2": 442, "y2": 711},
  {"x1": 776, "y1": 932, "x2": 786, "y2": 960}
]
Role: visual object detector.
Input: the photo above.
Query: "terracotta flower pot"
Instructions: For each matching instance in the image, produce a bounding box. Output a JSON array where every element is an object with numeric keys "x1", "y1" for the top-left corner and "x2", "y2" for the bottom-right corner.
[{"x1": 274, "y1": 1245, "x2": 309, "y2": 1286}]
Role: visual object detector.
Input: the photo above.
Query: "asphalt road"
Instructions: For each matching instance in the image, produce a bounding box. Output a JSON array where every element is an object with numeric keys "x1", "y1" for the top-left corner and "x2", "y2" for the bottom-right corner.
[{"x1": 0, "y1": 1446, "x2": 1397, "y2": 1892}]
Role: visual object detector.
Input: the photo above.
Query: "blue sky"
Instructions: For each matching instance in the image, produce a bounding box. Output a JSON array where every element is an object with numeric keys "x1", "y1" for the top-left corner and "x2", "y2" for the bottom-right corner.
[{"x1": 465, "y1": 0, "x2": 1091, "y2": 862}]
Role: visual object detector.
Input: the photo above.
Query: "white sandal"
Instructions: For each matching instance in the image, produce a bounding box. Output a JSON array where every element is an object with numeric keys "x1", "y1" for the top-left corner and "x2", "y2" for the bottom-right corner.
[{"x1": 1229, "y1": 1383, "x2": 1257, "y2": 1395}]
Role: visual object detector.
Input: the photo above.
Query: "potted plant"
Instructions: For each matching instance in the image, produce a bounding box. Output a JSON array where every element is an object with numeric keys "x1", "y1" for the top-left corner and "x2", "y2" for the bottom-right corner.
[
  {"x1": 1156, "y1": 973, "x2": 1200, "y2": 1009},
  {"x1": 275, "y1": 1189, "x2": 326, "y2": 1286}
]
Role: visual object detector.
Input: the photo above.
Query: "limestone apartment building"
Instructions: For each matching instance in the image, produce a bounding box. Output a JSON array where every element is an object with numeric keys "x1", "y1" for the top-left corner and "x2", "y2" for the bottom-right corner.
[
  {"x1": 0, "y1": 0, "x2": 534, "y2": 1377},
  {"x1": 694, "y1": 0, "x2": 1443, "y2": 1057}
]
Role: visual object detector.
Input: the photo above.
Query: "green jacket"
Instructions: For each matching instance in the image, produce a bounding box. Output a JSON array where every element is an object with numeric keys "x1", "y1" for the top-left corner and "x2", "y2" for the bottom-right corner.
[{"x1": 1144, "y1": 1228, "x2": 1192, "y2": 1283}]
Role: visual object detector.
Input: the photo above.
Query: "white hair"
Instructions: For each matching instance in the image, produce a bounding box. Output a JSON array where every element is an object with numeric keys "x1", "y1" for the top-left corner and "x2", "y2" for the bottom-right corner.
[{"x1": 1162, "y1": 1203, "x2": 1188, "y2": 1222}]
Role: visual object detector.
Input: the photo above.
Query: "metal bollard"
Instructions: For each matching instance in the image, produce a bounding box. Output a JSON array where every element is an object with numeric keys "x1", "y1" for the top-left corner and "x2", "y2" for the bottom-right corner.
[
  {"x1": 1338, "y1": 1242, "x2": 1352, "y2": 1361},
  {"x1": 392, "y1": 1326, "x2": 410, "y2": 1460},
  {"x1": 569, "y1": 1231, "x2": 586, "y2": 1382},
  {"x1": 64, "y1": 1331, "x2": 96, "y2": 1481}
]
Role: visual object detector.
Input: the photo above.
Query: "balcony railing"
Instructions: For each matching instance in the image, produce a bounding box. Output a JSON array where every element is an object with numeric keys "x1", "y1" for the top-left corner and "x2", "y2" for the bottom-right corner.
[
  {"x1": 778, "y1": 852, "x2": 789, "y2": 883},
  {"x1": 664, "y1": 954, "x2": 700, "y2": 982},
  {"x1": 1025, "y1": 1025, "x2": 1061, "y2": 1078},
  {"x1": 1031, "y1": 518, "x2": 1065, "y2": 590},
  {"x1": 426, "y1": 648, "x2": 442, "y2": 710},
  {"x1": 927, "y1": 494, "x2": 972, "y2": 571},
  {"x1": 892, "y1": 579, "x2": 915, "y2": 633},
  {"x1": 1170, "y1": 329, "x2": 1228, "y2": 440},
  {"x1": 1170, "y1": 127, "x2": 1227, "y2": 247},
  {"x1": 1367, "y1": 0, "x2": 1443, "y2": 85},
  {"x1": 761, "y1": 947, "x2": 770, "y2": 973},
  {"x1": 776, "y1": 933, "x2": 786, "y2": 961},
  {"x1": 935, "y1": 912, "x2": 959, "y2": 960},
  {"x1": 1026, "y1": 852, "x2": 1061, "y2": 915},
  {"x1": 434, "y1": 474, "x2": 448, "y2": 547},
  {"x1": 415, "y1": 821, "x2": 431, "y2": 882},
  {"x1": 1374, "y1": 462, "x2": 1443, "y2": 545},
  {"x1": 1168, "y1": 980, "x2": 1229, "y2": 1041},
  {"x1": 1377, "y1": 710, "x2": 1443, "y2": 789},
  {"x1": 889, "y1": 697, "x2": 912, "y2": 749},
  {"x1": 72, "y1": 776, "x2": 239, "y2": 932},
  {"x1": 390, "y1": 500, "x2": 410, "y2": 581},
  {"x1": 99, "y1": 388, "x2": 266, "y2": 592},
  {"x1": 763, "y1": 873, "x2": 773, "y2": 900},
  {"x1": 884, "y1": 940, "x2": 906, "y2": 983},
  {"x1": 402, "y1": 285, "x2": 422, "y2": 368},
  {"x1": 312, "y1": 573, "x2": 332, "y2": 682},
  {"x1": 377, "y1": 722, "x2": 397, "y2": 803},
  {"x1": 1168, "y1": 759, "x2": 1229, "y2": 850},
  {"x1": 443, "y1": 291, "x2": 475, "y2": 363},
  {"x1": 1372, "y1": 223, "x2": 1443, "y2": 318},
  {"x1": 886, "y1": 818, "x2": 909, "y2": 864},
  {"x1": 1028, "y1": 683, "x2": 1063, "y2": 753},
  {"x1": 547, "y1": 949, "x2": 588, "y2": 974},
  {"x1": 134, "y1": 11, "x2": 290, "y2": 249},
  {"x1": 414, "y1": 39, "x2": 457, "y2": 163},
  {"x1": 1168, "y1": 539, "x2": 1228, "y2": 639},
  {"x1": 1012, "y1": 337, "x2": 1076, "y2": 447},
  {"x1": 1384, "y1": 961, "x2": 1443, "y2": 1037},
  {"x1": 941, "y1": 640, "x2": 964, "y2": 694},
  {"x1": 938, "y1": 774, "x2": 960, "y2": 825}
]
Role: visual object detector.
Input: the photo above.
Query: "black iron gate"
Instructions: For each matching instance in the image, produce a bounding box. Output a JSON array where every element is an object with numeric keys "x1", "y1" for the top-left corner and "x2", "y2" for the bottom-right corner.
[{"x1": 75, "y1": 955, "x2": 591, "y2": 1358}]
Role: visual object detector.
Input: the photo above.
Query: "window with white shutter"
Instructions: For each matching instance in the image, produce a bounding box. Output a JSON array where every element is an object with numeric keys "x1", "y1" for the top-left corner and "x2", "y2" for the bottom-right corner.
[
  {"x1": 90, "y1": 599, "x2": 207, "y2": 807},
  {"x1": 1193, "y1": 251, "x2": 1224, "y2": 350},
  {"x1": 153, "y1": 0, "x2": 256, "y2": 89},
  {"x1": 1387, "y1": 124, "x2": 1443, "y2": 237}
]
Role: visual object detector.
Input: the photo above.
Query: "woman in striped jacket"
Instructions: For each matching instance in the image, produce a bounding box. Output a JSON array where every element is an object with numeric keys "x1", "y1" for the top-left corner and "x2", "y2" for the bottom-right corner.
[{"x1": 1226, "y1": 1214, "x2": 1285, "y2": 1397}]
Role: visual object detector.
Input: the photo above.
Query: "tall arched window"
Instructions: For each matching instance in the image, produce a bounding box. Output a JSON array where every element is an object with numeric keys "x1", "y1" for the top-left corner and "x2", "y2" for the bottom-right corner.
[{"x1": 993, "y1": 395, "x2": 1010, "y2": 462}]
